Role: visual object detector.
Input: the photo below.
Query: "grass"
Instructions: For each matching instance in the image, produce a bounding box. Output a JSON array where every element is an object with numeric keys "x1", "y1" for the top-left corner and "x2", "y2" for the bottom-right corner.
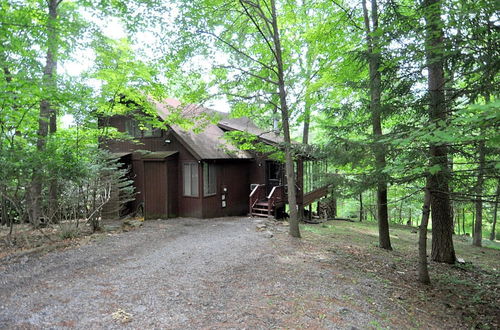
[
  {"x1": 301, "y1": 220, "x2": 500, "y2": 272},
  {"x1": 299, "y1": 220, "x2": 500, "y2": 329}
]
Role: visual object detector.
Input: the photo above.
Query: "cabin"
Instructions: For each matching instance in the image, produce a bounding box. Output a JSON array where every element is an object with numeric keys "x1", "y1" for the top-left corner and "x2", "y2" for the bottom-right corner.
[{"x1": 100, "y1": 99, "x2": 330, "y2": 219}]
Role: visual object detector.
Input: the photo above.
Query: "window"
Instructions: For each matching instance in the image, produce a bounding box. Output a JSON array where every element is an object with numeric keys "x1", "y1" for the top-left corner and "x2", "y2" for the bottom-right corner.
[
  {"x1": 125, "y1": 119, "x2": 161, "y2": 138},
  {"x1": 183, "y1": 162, "x2": 199, "y2": 197},
  {"x1": 125, "y1": 119, "x2": 141, "y2": 137},
  {"x1": 203, "y1": 163, "x2": 216, "y2": 196},
  {"x1": 142, "y1": 124, "x2": 162, "y2": 138}
]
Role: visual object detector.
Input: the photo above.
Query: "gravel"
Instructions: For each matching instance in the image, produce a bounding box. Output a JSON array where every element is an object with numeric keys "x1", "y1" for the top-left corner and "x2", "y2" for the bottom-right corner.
[{"x1": 0, "y1": 217, "x2": 389, "y2": 329}]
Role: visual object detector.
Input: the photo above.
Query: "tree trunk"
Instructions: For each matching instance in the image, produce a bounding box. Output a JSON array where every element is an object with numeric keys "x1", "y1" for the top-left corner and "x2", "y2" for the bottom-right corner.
[
  {"x1": 456, "y1": 208, "x2": 460, "y2": 235},
  {"x1": 462, "y1": 207, "x2": 465, "y2": 235},
  {"x1": 471, "y1": 210, "x2": 475, "y2": 236},
  {"x1": 473, "y1": 139, "x2": 485, "y2": 246},
  {"x1": 419, "y1": 185, "x2": 432, "y2": 284},
  {"x1": 424, "y1": 0, "x2": 455, "y2": 264},
  {"x1": 399, "y1": 202, "x2": 403, "y2": 224},
  {"x1": 298, "y1": 91, "x2": 311, "y2": 223},
  {"x1": 362, "y1": 0, "x2": 392, "y2": 250},
  {"x1": 30, "y1": 0, "x2": 59, "y2": 227},
  {"x1": 490, "y1": 181, "x2": 499, "y2": 241},
  {"x1": 270, "y1": 0, "x2": 300, "y2": 238},
  {"x1": 332, "y1": 197, "x2": 337, "y2": 218},
  {"x1": 302, "y1": 99, "x2": 311, "y2": 145},
  {"x1": 359, "y1": 192, "x2": 364, "y2": 222}
]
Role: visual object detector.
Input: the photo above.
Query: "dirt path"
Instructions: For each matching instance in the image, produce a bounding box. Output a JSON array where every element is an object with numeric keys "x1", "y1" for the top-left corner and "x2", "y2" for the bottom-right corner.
[{"x1": 0, "y1": 217, "x2": 453, "y2": 329}]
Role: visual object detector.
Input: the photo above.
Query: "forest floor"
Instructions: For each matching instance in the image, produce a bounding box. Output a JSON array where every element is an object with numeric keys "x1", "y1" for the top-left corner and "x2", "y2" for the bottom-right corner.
[{"x1": 0, "y1": 217, "x2": 498, "y2": 329}]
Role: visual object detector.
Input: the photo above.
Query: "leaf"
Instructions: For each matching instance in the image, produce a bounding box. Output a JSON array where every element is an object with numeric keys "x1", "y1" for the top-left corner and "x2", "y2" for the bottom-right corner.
[{"x1": 428, "y1": 165, "x2": 441, "y2": 175}]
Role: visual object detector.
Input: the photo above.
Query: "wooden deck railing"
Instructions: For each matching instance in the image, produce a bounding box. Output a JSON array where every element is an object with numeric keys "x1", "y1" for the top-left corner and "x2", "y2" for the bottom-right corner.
[
  {"x1": 266, "y1": 185, "x2": 285, "y2": 216},
  {"x1": 249, "y1": 184, "x2": 266, "y2": 213},
  {"x1": 250, "y1": 183, "x2": 330, "y2": 217}
]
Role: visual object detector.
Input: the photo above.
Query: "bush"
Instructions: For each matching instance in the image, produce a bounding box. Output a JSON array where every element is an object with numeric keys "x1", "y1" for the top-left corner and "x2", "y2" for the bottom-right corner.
[{"x1": 58, "y1": 222, "x2": 80, "y2": 240}]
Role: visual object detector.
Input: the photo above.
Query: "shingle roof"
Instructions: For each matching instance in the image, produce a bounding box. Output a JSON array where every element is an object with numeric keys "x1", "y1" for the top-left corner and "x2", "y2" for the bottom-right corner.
[
  {"x1": 141, "y1": 151, "x2": 179, "y2": 159},
  {"x1": 217, "y1": 116, "x2": 284, "y2": 145},
  {"x1": 152, "y1": 100, "x2": 254, "y2": 160}
]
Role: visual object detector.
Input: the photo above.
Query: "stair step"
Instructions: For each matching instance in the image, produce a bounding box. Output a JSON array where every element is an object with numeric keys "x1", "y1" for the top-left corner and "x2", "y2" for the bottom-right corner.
[
  {"x1": 255, "y1": 202, "x2": 269, "y2": 207},
  {"x1": 251, "y1": 213, "x2": 270, "y2": 217},
  {"x1": 252, "y1": 207, "x2": 270, "y2": 211}
]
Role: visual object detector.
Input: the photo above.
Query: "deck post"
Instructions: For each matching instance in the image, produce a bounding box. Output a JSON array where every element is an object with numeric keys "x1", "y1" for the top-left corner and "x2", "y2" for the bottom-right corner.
[{"x1": 296, "y1": 157, "x2": 304, "y2": 221}]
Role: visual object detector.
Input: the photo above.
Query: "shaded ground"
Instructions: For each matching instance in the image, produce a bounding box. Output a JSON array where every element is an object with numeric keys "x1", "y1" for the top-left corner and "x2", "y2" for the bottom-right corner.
[
  {"x1": 300, "y1": 221, "x2": 500, "y2": 329},
  {"x1": 0, "y1": 217, "x2": 498, "y2": 329}
]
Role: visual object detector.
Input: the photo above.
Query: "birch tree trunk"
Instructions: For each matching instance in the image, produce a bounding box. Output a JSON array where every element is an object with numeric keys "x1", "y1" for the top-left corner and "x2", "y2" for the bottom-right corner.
[{"x1": 419, "y1": 185, "x2": 432, "y2": 284}]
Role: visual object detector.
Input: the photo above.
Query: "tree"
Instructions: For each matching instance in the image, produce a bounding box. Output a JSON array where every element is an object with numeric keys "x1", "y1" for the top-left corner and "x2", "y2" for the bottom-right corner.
[
  {"x1": 362, "y1": 0, "x2": 392, "y2": 250},
  {"x1": 418, "y1": 184, "x2": 431, "y2": 284},
  {"x1": 423, "y1": 0, "x2": 456, "y2": 264},
  {"x1": 30, "y1": 0, "x2": 61, "y2": 226},
  {"x1": 473, "y1": 137, "x2": 485, "y2": 246},
  {"x1": 491, "y1": 180, "x2": 499, "y2": 241},
  {"x1": 0, "y1": 0, "x2": 172, "y2": 231},
  {"x1": 173, "y1": 0, "x2": 317, "y2": 237},
  {"x1": 269, "y1": 0, "x2": 301, "y2": 237}
]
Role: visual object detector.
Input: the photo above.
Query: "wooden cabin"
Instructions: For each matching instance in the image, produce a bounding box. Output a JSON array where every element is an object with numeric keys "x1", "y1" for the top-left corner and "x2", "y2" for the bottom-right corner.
[{"x1": 100, "y1": 99, "x2": 329, "y2": 219}]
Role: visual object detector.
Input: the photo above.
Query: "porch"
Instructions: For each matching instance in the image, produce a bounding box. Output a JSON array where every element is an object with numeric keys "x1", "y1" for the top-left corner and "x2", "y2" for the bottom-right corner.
[{"x1": 249, "y1": 158, "x2": 331, "y2": 218}]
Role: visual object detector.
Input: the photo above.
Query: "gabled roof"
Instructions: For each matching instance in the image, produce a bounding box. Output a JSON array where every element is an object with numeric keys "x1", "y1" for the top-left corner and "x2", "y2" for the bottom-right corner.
[
  {"x1": 217, "y1": 116, "x2": 284, "y2": 145},
  {"x1": 152, "y1": 100, "x2": 255, "y2": 160}
]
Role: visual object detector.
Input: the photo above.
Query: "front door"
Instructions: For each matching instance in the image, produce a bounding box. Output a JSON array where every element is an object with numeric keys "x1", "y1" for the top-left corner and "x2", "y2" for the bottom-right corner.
[
  {"x1": 143, "y1": 160, "x2": 168, "y2": 219},
  {"x1": 265, "y1": 161, "x2": 283, "y2": 195}
]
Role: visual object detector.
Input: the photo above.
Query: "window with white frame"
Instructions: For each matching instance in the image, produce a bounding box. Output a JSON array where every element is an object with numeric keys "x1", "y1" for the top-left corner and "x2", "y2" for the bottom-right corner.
[
  {"x1": 203, "y1": 162, "x2": 216, "y2": 196},
  {"x1": 183, "y1": 162, "x2": 199, "y2": 197}
]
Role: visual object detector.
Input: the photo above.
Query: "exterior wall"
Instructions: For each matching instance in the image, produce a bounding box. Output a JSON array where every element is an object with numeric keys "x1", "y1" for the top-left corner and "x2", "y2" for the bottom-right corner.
[
  {"x1": 248, "y1": 155, "x2": 267, "y2": 187},
  {"x1": 167, "y1": 157, "x2": 179, "y2": 217},
  {"x1": 202, "y1": 160, "x2": 251, "y2": 218},
  {"x1": 102, "y1": 115, "x2": 203, "y2": 218},
  {"x1": 129, "y1": 153, "x2": 144, "y2": 213},
  {"x1": 178, "y1": 160, "x2": 203, "y2": 218},
  {"x1": 143, "y1": 160, "x2": 168, "y2": 219},
  {"x1": 101, "y1": 115, "x2": 283, "y2": 219}
]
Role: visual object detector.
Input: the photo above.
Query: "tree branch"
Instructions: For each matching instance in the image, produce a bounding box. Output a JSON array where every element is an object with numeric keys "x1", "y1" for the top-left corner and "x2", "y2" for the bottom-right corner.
[
  {"x1": 219, "y1": 64, "x2": 278, "y2": 85},
  {"x1": 197, "y1": 29, "x2": 277, "y2": 74},
  {"x1": 239, "y1": 0, "x2": 279, "y2": 63}
]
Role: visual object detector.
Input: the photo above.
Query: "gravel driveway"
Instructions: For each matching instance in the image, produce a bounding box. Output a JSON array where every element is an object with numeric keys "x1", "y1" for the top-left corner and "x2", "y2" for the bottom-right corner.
[{"x1": 1, "y1": 217, "x2": 402, "y2": 329}]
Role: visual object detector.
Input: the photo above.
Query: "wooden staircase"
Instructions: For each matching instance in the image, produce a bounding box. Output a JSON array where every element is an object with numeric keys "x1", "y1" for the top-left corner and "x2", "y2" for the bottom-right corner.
[
  {"x1": 249, "y1": 183, "x2": 331, "y2": 219},
  {"x1": 251, "y1": 200, "x2": 273, "y2": 217},
  {"x1": 249, "y1": 185, "x2": 285, "y2": 218}
]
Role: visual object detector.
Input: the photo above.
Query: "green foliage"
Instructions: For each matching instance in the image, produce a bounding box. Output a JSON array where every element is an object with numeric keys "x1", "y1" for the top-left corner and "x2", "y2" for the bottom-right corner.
[
  {"x1": 223, "y1": 130, "x2": 284, "y2": 161},
  {"x1": 1, "y1": 0, "x2": 498, "y2": 247},
  {"x1": 0, "y1": 0, "x2": 172, "y2": 230}
]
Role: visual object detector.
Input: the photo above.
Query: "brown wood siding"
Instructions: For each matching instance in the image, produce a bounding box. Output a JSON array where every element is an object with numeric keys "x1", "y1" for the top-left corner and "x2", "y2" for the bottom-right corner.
[
  {"x1": 143, "y1": 160, "x2": 168, "y2": 219},
  {"x1": 179, "y1": 161, "x2": 203, "y2": 218},
  {"x1": 220, "y1": 162, "x2": 251, "y2": 216},
  {"x1": 101, "y1": 115, "x2": 271, "y2": 219},
  {"x1": 131, "y1": 155, "x2": 144, "y2": 212},
  {"x1": 167, "y1": 158, "x2": 179, "y2": 217},
  {"x1": 102, "y1": 115, "x2": 203, "y2": 218},
  {"x1": 248, "y1": 155, "x2": 267, "y2": 187},
  {"x1": 202, "y1": 161, "x2": 251, "y2": 218}
]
